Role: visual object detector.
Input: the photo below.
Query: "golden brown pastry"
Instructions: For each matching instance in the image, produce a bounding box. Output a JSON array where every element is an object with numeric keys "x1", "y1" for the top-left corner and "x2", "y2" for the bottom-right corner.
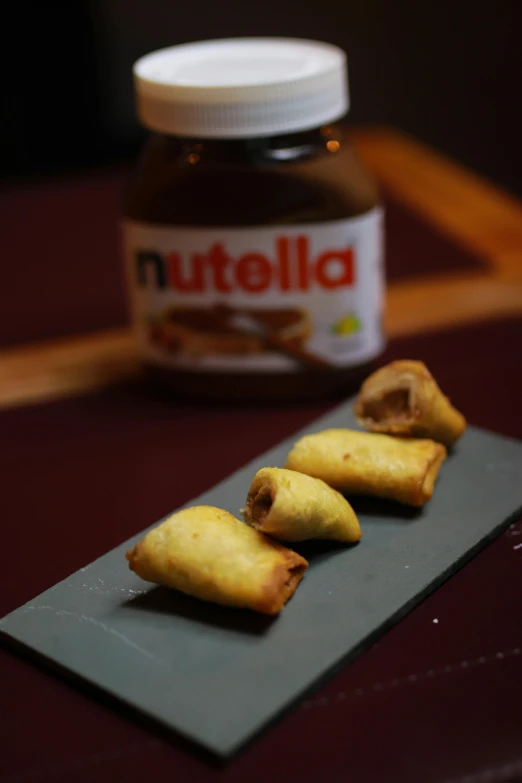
[
  {"x1": 285, "y1": 429, "x2": 447, "y2": 507},
  {"x1": 354, "y1": 360, "x2": 466, "y2": 447},
  {"x1": 126, "y1": 505, "x2": 308, "y2": 615},
  {"x1": 242, "y1": 467, "x2": 361, "y2": 543}
]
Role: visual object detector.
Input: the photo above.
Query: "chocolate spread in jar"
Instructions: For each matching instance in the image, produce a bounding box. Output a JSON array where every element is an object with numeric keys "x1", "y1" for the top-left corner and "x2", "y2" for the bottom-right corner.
[{"x1": 123, "y1": 38, "x2": 385, "y2": 401}]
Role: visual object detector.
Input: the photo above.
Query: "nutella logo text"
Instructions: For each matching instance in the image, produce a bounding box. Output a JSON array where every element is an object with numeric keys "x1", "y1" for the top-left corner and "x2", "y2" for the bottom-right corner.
[{"x1": 136, "y1": 236, "x2": 355, "y2": 294}]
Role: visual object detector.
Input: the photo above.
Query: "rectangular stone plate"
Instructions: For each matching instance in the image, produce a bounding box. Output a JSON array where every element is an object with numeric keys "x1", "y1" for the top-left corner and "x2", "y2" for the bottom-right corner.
[{"x1": 2, "y1": 400, "x2": 521, "y2": 757}]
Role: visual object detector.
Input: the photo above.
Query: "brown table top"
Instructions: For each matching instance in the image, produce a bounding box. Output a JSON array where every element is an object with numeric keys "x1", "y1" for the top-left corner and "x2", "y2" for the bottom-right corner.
[
  {"x1": 2, "y1": 316, "x2": 522, "y2": 783},
  {"x1": 1, "y1": 128, "x2": 522, "y2": 783}
]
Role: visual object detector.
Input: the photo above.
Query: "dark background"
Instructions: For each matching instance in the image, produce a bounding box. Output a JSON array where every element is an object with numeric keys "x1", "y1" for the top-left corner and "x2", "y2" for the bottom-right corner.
[{"x1": 2, "y1": 0, "x2": 521, "y2": 194}]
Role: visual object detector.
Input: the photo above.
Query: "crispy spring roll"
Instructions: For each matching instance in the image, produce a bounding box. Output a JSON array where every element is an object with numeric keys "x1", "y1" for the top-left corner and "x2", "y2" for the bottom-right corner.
[
  {"x1": 126, "y1": 505, "x2": 308, "y2": 615},
  {"x1": 354, "y1": 360, "x2": 466, "y2": 447},
  {"x1": 285, "y1": 429, "x2": 447, "y2": 507},
  {"x1": 242, "y1": 467, "x2": 361, "y2": 543}
]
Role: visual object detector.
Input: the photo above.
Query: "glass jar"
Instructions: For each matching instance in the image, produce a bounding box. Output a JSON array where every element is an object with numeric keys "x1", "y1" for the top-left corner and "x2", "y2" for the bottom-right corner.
[{"x1": 123, "y1": 38, "x2": 385, "y2": 401}]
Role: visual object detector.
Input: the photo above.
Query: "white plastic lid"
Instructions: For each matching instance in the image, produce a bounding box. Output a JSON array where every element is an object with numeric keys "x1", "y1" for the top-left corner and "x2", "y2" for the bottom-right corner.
[{"x1": 133, "y1": 37, "x2": 349, "y2": 138}]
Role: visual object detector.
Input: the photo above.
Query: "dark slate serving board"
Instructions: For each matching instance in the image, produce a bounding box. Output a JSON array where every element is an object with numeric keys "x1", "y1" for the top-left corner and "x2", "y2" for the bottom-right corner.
[{"x1": 2, "y1": 399, "x2": 522, "y2": 757}]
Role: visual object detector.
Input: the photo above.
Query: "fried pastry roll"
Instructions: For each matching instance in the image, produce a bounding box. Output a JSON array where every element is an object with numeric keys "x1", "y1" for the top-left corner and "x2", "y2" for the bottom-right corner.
[
  {"x1": 285, "y1": 429, "x2": 446, "y2": 507},
  {"x1": 242, "y1": 467, "x2": 361, "y2": 543},
  {"x1": 126, "y1": 505, "x2": 308, "y2": 615},
  {"x1": 354, "y1": 360, "x2": 466, "y2": 447}
]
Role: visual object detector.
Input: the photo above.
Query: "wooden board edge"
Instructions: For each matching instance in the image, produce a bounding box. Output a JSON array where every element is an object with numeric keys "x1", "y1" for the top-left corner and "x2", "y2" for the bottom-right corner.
[
  {"x1": 351, "y1": 127, "x2": 522, "y2": 274},
  {"x1": 1, "y1": 271, "x2": 522, "y2": 410}
]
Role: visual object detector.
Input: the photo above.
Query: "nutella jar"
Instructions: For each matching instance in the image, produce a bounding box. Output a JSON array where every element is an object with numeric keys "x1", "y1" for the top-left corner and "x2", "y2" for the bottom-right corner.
[{"x1": 124, "y1": 38, "x2": 385, "y2": 401}]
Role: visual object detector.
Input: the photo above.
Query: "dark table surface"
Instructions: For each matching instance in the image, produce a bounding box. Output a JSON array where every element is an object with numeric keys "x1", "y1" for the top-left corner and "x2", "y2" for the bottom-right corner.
[
  {"x1": 1, "y1": 142, "x2": 522, "y2": 783},
  {"x1": 2, "y1": 315, "x2": 522, "y2": 783}
]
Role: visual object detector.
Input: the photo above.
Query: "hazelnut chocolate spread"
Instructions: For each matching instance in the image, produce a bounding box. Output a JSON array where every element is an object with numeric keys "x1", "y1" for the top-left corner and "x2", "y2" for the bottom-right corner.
[{"x1": 123, "y1": 38, "x2": 385, "y2": 401}]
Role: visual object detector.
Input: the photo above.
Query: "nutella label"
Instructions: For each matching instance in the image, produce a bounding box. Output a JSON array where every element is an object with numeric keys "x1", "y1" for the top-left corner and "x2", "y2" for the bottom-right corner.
[{"x1": 124, "y1": 208, "x2": 384, "y2": 372}]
